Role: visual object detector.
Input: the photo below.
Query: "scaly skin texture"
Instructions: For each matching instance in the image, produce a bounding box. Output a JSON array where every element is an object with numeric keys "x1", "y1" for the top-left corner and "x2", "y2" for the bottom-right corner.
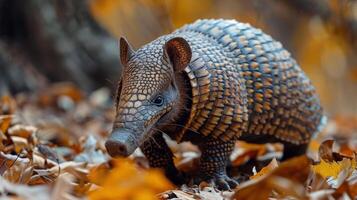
[{"x1": 111, "y1": 19, "x2": 324, "y2": 190}]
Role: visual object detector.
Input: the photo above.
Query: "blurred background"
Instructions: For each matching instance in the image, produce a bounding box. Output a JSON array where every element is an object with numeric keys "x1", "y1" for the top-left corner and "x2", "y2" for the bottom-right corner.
[{"x1": 0, "y1": 0, "x2": 356, "y2": 115}]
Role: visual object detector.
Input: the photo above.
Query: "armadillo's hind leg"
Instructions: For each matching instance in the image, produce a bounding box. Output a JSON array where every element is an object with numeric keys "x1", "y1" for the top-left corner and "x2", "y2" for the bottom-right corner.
[
  {"x1": 282, "y1": 142, "x2": 308, "y2": 161},
  {"x1": 195, "y1": 137, "x2": 238, "y2": 190},
  {"x1": 140, "y1": 133, "x2": 186, "y2": 185}
]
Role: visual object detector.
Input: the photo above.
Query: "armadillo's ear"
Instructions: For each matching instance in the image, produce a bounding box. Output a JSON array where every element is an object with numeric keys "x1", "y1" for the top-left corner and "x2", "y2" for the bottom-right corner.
[
  {"x1": 119, "y1": 37, "x2": 135, "y2": 66},
  {"x1": 164, "y1": 37, "x2": 192, "y2": 72}
]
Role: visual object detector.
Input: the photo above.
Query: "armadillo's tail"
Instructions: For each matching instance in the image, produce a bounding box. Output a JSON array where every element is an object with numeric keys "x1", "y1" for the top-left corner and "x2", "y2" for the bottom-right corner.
[{"x1": 312, "y1": 115, "x2": 328, "y2": 139}]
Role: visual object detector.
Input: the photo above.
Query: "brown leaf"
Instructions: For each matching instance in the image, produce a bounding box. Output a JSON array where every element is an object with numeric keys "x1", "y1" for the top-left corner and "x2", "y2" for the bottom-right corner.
[
  {"x1": 339, "y1": 144, "x2": 355, "y2": 158},
  {"x1": 333, "y1": 181, "x2": 350, "y2": 199},
  {"x1": 319, "y1": 139, "x2": 335, "y2": 162},
  {"x1": 12, "y1": 136, "x2": 28, "y2": 153},
  {"x1": 161, "y1": 190, "x2": 196, "y2": 200},
  {"x1": 8, "y1": 124, "x2": 38, "y2": 139},
  {"x1": 2, "y1": 156, "x2": 32, "y2": 184},
  {"x1": 233, "y1": 175, "x2": 271, "y2": 200},
  {"x1": 348, "y1": 180, "x2": 357, "y2": 198},
  {"x1": 230, "y1": 141, "x2": 268, "y2": 166},
  {"x1": 32, "y1": 153, "x2": 57, "y2": 168},
  {"x1": 49, "y1": 161, "x2": 89, "y2": 181},
  {"x1": 74, "y1": 181, "x2": 92, "y2": 197},
  {"x1": 250, "y1": 158, "x2": 278, "y2": 180},
  {"x1": 50, "y1": 173, "x2": 77, "y2": 200},
  {"x1": 233, "y1": 156, "x2": 310, "y2": 199},
  {"x1": 19, "y1": 166, "x2": 34, "y2": 184},
  {"x1": 0, "y1": 95, "x2": 17, "y2": 115},
  {"x1": 0, "y1": 175, "x2": 50, "y2": 200},
  {"x1": 0, "y1": 115, "x2": 13, "y2": 135},
  {"x1": 0, "y1": 152, "x2": 30, "y2": 177},
  {"x1": 272, "y1": 156, "x2": 311, "y2": 183},
  {"x1": 307, "y1": 172, "x2": 331, "y2": 192},
  {"x1": 176, "y1": 151, "x2": 200, "y2": 173}
]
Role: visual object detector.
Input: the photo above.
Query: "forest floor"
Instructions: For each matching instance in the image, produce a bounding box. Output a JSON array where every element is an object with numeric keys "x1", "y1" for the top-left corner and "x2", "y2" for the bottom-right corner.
[{"x1": 0, "y1": 82, "x2": 356, "y2": 200}]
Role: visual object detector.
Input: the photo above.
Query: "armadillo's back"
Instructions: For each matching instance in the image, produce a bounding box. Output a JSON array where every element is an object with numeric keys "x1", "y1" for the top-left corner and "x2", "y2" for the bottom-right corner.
[{"x1": 172, "y1": 19, "x2": 323, "y2": 145}]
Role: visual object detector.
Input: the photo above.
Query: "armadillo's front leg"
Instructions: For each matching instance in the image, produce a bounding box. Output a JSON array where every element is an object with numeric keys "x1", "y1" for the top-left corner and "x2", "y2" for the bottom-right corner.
[
  {"x1": 140, "y1": 133, "x2": 186, "y2": 185},
  {"x1": 196, "y1": 137, "x2": 238, "y2": 190}
]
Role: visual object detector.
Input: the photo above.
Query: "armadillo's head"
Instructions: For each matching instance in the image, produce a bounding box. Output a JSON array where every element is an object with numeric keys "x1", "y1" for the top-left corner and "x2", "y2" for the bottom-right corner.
[{"x1": 105, "y1": 37, "x2": 192, "y2": 157}]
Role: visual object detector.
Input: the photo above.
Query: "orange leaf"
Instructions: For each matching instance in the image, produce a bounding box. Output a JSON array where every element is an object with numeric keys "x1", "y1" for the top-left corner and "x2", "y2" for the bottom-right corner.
[
  {"x1": 234, "y1": 156, "x2": 310, "y2": 199},
  {"x1": 0, "y1": 115, "x2": 13, "y2": 134},
  {"x1": 250, "y1": 158, "x2": 278, "y2": 180},
  {"x1": 88, "y1": 159, "x2": 173, "y2": 200},
  {"x1": 231, "y1": 141, "x2": 269, "y2": 166}
]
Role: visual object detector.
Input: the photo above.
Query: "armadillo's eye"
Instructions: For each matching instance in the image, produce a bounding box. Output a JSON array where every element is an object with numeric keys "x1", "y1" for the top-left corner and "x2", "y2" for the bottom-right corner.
[{"x1": 152, "y1": 95, "x2": 164, "y2": 106}]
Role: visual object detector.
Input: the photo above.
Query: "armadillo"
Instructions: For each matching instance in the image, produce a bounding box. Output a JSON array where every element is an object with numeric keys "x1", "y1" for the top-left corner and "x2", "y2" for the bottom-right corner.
[{"x1": 105, "y1": 19, "x2": 324, "y2": 190}]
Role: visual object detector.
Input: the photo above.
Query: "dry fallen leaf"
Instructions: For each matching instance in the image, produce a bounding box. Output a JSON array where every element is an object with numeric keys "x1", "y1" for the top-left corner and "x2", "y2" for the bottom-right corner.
[
  {"x1": 88, "y1": 159, "x2": 174, "y2": 200},
  {"x1": 0, "y1": 95, "x2": 17, "y2": 115},
  {"x1": 319, "y1": 139, "x2": 335, "y2": 162},
  {"x1": 230, "y1": 142, "x2": 267, "y2": 167},
  {"x1": 234, "y1": 156, "x2": 310, "y2": 199},
  {"x1": 0, "y1": 115, "x2": 13, "y2": 135},
  {"x1": 0, "y1": 175, "x2": 50, "y2": 200},
  {"x1": 8, "y1": 124, "x2": 37, "y2": 140},
  {"x1": 250, "y1": 158, "x2": 278, "y2": 180},
  {"x1": 50, "y1": 173, "x2": 77, "y2": 200},
  {"x1": 312, "y1": 158, "x2": 356, "y2": 182}
]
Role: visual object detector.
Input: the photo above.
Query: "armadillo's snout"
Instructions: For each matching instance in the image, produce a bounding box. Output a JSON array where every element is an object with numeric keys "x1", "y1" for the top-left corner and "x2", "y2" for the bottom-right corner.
[{"x1": 105, "y1": 129, "x2": 138, "y2": 157}]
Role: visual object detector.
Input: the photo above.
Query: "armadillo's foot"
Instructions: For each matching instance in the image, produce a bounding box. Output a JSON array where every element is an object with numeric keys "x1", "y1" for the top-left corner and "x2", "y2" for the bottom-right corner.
[{"x1": 192, "y1": 173, "x2": 238, "y2": 190}]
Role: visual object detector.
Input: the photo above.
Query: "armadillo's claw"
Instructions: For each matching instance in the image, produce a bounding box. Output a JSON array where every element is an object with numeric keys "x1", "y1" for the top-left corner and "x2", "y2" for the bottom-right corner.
[
  {"x1": 192, "y1": 174, "x2": 238, "y2": 191},
  {"x1": 222, "y1": 176, "x2": 238, "y2": 190}
]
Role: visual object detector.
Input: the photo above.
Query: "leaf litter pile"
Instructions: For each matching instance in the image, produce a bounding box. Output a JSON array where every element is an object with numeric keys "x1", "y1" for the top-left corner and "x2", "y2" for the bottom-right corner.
[{"x1": 0, "y1": 83, "x2": 356, "y2": 200}]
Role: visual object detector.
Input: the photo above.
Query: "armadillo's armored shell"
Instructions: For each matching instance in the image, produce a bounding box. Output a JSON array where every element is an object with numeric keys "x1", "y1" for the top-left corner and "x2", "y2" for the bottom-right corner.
[{"x1": 172, "y1": 19, "x2": 323, "y2": 145}]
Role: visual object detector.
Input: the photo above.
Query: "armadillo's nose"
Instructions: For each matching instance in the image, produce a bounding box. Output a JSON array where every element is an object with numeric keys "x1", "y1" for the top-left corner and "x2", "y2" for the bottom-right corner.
[{"x1": 105, "y1": 129, "x2": 138, "y2": 157}]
